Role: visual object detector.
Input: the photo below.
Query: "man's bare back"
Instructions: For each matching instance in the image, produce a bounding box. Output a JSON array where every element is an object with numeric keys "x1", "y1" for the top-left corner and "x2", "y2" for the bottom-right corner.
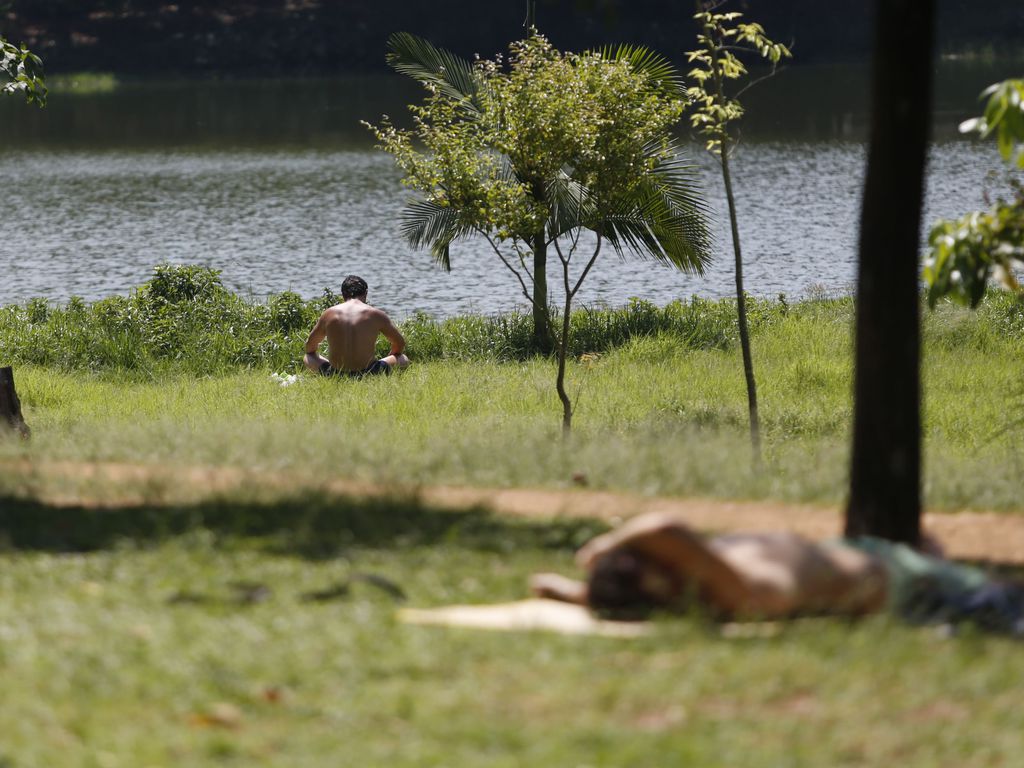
[{"x1": 303, "y1": 276, "x2": 410, "y2": 376}]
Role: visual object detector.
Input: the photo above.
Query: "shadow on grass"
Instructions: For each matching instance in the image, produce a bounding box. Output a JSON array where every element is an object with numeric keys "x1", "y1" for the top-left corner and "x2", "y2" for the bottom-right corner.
[{"x1": 0, "y1": 492, "x2": 609, "y2": 558}]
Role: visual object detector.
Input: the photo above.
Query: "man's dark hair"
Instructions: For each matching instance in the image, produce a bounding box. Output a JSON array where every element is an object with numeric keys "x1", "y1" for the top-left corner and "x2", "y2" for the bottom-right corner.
[
  {"x1": 586, "y1": 550, "x2": 660, "y2": 620},
  {"x1": 586, "y1": 549, "x2": 690, "y2": 621},
  {"x1": 341, "y1": 275, "x2": 369, "y2": 300}
]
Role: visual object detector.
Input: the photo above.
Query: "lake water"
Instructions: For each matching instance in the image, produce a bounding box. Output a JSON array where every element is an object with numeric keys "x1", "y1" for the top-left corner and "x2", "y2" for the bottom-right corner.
[{"x1": 0, "y1": 62, "x2": 1018, "y2": 317}]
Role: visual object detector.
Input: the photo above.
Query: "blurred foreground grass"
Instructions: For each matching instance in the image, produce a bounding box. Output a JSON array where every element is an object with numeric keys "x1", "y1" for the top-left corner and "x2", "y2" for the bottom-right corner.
[{"x1": 1, "y1": 506, "x2": 1023, "y2": 767}]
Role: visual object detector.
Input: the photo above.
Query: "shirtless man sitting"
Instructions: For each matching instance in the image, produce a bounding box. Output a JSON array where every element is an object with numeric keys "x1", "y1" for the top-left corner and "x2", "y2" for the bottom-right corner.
[
  {"x1": 530, "y1": 512, "x2": 1020, "y2": 631},
  {"x1": 303, "y1": 275, "x2": 410, "y2": 377}
]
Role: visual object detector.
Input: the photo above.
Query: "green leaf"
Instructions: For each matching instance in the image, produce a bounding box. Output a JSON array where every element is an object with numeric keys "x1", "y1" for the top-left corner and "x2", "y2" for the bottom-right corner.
[
  {"x1": 386, "y1": 32, "x2": 484, "y2": 113},
  {"x1": 597, "y1": 44, "x2": 684, "y2": 98},
  {"x1": 400, "y1": 198, "x2": 475, "y2": 272},
  {"x1": 546, "y1": 170, "x2": 596, "y2": 239},
  {"x1": 602, "y1": 143, "x2": 712, "y2": 274},
  {"x1": 958, "y1": 117, "x2": 984, "y2": 134}
]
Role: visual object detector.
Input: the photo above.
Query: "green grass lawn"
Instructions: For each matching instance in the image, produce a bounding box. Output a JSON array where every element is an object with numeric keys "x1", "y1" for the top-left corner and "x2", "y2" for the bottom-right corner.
[
  {"x1": 2, "y1": 295, "x2": 1022, "y2": 509},
  {"x1": 1, "y1": 293, "x2": 1023, "y2": 766}
]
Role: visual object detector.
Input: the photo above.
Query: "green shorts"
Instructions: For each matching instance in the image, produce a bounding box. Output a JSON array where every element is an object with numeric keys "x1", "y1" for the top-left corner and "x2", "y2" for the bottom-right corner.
[{"x1": 842, "y1": 537, "x2": 989, "y2": 621}]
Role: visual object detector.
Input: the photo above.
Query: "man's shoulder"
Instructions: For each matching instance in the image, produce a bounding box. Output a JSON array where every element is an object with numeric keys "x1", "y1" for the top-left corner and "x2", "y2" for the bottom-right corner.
[
  {"x1": 364, "y1": 305, "x2": 393, "y2": 323},
  {"x1": 322, "y1": 300, "x2": 392, "y2": 325}
]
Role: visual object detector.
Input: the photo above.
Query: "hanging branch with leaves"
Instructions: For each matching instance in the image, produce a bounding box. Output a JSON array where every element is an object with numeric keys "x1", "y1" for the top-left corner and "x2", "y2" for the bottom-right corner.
[
  {"x1": 1, "y1": 36, "x2": 46, "y2": 106},
  {"x1": 924, "y1": 78, "x2": 1024, "y2": 307}
]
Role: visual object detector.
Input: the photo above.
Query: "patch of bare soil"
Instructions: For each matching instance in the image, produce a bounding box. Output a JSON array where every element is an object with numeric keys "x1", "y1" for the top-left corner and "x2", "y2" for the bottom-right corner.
[{"x1": 2, "y1": 458, "x2": 1023, "y2": 564}]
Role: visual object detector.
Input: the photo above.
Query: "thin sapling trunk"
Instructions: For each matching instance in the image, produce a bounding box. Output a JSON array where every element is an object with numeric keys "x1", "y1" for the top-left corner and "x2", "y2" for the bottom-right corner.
[
  {"x1": 555, "y1": 233, "x2": 602, "y2": 435},
  {"x1": 532, "y1": 231, "x2": 553, "y2": 353},
  {"x1": 701, "y1": 6, "x2": 763, "y2": 465},
  {"x1": 718, "y1": 138, "x2": 762, "y2": 461}
]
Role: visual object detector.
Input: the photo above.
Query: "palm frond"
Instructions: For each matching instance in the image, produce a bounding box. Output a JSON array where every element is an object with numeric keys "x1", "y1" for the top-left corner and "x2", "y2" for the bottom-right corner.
[
  {"x1": 386, "y1": 32, "x2": 483, "y2": 111},
  {"x1": 567, "y1": 137, "x2": 711, "y2": 273},
  {"x1": 601, "y1": 151, "x2": 713, "y2": 274},
  {"x1": 496, "y1": 153, "x2": 519, "y2": 184},
  {"x1": 546, "y1": 170, "x2": 597, "y2": 240},
  {"x1": 400, "y1": 198, "x2": 475, "y2": 272},
  {"x1": 602, "y1": 210, "x2": 709, "y2": 275},
  {"x1": 648, "y1": 140, "x2": 714, "y2": 225},
  {"x1": 597, "y1": 44, "x2": 684, "y2": 98}
]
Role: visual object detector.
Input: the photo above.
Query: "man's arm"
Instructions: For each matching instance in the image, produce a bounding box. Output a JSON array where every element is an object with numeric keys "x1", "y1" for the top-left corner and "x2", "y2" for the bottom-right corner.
[
  {"x1": 529, "y1": 573, "x2": 588, "y2": 605},
  {"x1": 303, "y1": 313, "x2": 329, "y2": 372},
  {"x1": 305, "y1": 313, "x2": 327, "y2": 355},
  {"x1": 378, "y1": 313, "x2": 406, "y2": 357},
  {"x1": 577, "y1": 514, "x2": 755, "y2": 618}
]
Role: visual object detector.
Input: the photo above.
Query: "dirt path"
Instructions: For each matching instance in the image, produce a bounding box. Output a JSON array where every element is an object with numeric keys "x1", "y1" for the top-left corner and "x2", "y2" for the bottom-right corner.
[{"x1": 3, "y1": 458, "x2": 1023, "y2": 564}]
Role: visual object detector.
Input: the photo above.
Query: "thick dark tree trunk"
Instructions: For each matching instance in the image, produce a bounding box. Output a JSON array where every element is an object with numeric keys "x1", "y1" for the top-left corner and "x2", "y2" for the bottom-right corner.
[
  {"x1": 0, "y1": 367, "x2": 31, "y2": 439},
  {"x1": 845, "y1": 0, "x2": 935, "y2": 544}
]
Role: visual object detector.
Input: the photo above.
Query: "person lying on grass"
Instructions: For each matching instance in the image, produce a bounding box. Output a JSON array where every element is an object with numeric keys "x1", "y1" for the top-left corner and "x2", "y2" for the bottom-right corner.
[
  {"x1": 530, "y1": 512, "x2": 1024, "y2": 636},
  {"x1": 304, "y1": 275, "x2": 410, "y2": 378}
]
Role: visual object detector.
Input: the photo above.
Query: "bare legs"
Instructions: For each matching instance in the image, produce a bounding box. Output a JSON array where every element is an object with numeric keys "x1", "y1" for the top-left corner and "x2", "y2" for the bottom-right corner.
[
  {"x1": 304, "y1": 351, "x2": 410, "y2": 374},
  {"x1": 303, "y1": 351, "x2": 330, "y2": 373},
  {"x1": 381, "y1": 353, "x2": 411, "y2": 371}
]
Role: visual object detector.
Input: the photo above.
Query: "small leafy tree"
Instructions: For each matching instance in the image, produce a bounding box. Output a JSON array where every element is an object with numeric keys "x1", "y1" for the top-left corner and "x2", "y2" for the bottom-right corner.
[
  {"x1": 924, "y1": 78, "x2": 1024, "y2": 307},
  {"x1": 368, "y1": 33, "x2": 711, "y2": 431},
  {"x1": 368, "y1": 33, "x2": 710, "y2": 358},
  {"x1": 686, "y1": 3, "x2": 790, "y2": 462},
  {"x1": 1, "y1": 36, "x2": 46, "y2": 105}
]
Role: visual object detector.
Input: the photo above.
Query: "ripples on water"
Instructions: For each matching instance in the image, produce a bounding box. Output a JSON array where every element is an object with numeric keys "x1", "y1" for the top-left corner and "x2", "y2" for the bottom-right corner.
[
  {"x1": 0, "y1": 64, "x2": 1013, "y2": 316},
  {"x1": 1, "y1": 141, "x2": 1002, "y2": 317}
]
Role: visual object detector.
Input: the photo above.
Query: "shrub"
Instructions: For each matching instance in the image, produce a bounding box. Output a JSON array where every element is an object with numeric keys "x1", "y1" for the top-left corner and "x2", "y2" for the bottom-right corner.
[
  {"x1": 269, "y1": 291, "x2": 310, "y2": 334},
  {"x1": 144, "y1": 263, "x2": 227, "y2": 305}
]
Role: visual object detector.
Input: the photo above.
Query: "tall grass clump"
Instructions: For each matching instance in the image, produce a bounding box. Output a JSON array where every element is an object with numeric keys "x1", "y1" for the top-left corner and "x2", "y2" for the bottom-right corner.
[{"x1": 0, "y1": 265, "x2": 337, "y2": 375}]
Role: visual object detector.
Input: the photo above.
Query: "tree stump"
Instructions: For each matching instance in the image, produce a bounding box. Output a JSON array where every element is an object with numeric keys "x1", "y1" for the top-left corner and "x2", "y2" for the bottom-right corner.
[{"x1": 0, "y1": 366, "x2": 30, "y2": 439}]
